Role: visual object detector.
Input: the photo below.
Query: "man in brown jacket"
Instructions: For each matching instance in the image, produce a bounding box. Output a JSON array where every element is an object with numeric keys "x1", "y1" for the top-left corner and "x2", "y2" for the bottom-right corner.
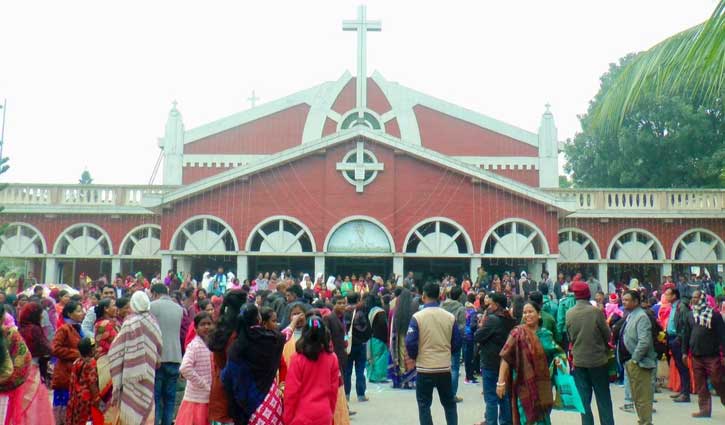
[{"x1": 566, "y1": 282, "x2": 614, "y2": 425}]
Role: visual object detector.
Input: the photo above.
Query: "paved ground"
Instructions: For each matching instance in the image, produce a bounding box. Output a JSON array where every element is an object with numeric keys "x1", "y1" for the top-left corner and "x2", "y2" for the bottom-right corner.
[{"x1": 347, "y1": 377, "x2": 725, "y2": 424}]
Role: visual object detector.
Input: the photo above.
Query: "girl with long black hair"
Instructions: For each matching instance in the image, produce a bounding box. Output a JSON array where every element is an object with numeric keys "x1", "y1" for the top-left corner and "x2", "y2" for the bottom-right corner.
[{"x1": 389, "y1": 288, "x2": 417, "y2": 389}]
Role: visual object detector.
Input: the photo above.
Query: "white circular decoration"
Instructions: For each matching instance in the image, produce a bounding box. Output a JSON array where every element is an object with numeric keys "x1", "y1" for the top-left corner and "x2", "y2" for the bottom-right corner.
[
  {"x1": 327, "y1": 219, "x2": 392, "y2": 254},
  {"x1": 247, "y1": 217, "x2": 315, "y2": 254},
  {"x1": 405, "y1": 218, "x2": 472, "y2": 256},
  {"x1": 0, "y1": 223, "x2": 46, "y2": 256},
  {"x1": 335, "y1": 141, "x2": 384, "y2": 193}
]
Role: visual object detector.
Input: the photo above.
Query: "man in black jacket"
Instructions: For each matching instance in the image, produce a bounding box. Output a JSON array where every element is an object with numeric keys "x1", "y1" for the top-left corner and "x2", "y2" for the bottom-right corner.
[
  {"x1": 682, "y1": 290, "x2": 725, "y2": 418},
  {"x1": 664, "y1": 287, "x2": 692, "y2": 402},
  {"x1": 474, "y1": 293, "x2": 515, "y2": 425},
  {"x1": 344, "y1": 293, "x2": 372, "y2": 401}
]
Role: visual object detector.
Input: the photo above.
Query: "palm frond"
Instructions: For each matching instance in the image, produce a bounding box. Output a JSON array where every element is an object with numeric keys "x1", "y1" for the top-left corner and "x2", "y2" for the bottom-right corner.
[{"x1": 591, "y1": 0, "x2": 724, "y2": 131}]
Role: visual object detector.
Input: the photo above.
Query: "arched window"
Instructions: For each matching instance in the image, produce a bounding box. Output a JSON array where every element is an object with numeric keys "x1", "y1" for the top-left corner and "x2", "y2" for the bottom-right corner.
[
  {"x1": 0, "y1": 223, "x2": 46, "y2": 256},
  {"x1": 672, "y1": 229, "x2": 725, "y2": 262},
  {"x1": 54, "y1": 224, "x2": 112, "y2": 256},
  {"x1": 482, "y1": 219, "x2": 549, "y2": 257},
  {"x1": 171, "y1": 216, "x2": 237, "y2": 253},
  {"x1": 325, "y1": 218, "x2": 393, "y2": 254},
  {"x1": 405, "y1": 218, "x2": 471, "y2": 256},
  {"x1": 120, "y1": 225, "x2": 162, "y2": 257},
  {"x1": 608, "y1": 229, "x2": 664, "y2": 261},
  {"x1": 558, "y1": 228, "x2": 600, "y2": 262},
  {"x1": 247, "y1": 217, "x2": 315, "y2": 253}
]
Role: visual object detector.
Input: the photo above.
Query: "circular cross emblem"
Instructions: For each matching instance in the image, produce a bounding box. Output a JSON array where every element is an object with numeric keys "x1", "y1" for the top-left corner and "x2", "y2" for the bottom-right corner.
[{"x1": 335, "y1": 141, "x2": 384, "y2": 193}]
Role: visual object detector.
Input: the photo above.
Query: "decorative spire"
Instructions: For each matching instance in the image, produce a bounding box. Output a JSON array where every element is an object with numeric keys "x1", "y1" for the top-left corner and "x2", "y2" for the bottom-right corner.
[
  {"x1": 247, "y1": 90, "x2": 260, "y2": 108},
  {"x1": 343, "y1": 5, "x2": 381, "y2": 121},
  {"x1": 538, "y1": 103, "x2": 559, "y2": 188}
]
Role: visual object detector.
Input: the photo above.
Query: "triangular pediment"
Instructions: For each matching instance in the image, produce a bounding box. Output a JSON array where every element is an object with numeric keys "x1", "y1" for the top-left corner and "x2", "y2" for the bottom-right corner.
[{"x1": 146, "y1": 128, "x2": 574, "y2": 212}]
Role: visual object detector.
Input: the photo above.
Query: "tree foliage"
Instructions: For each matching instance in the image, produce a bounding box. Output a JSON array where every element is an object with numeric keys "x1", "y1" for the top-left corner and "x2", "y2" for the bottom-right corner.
[
  {"x1": 590, "y1": 0, "x2": 724, "y2": 132},
  {"x1": 565, "y1": 55, "x2": 724, "y2": 188}
]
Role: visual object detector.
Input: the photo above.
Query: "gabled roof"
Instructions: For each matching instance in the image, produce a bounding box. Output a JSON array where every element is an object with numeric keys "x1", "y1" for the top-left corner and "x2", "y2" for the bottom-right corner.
[{"x1": 145, "y1": 128, "x2": 574, "y2": 212}]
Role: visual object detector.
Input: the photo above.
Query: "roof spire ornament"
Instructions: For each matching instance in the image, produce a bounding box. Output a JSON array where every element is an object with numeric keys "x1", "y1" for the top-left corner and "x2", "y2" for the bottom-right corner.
[
  {"x1": 247, "y1": 90, "x2": 260, "y2": 108},
  {"x1": 343, "y1": 5, "x2": 381, "y2": 122}
]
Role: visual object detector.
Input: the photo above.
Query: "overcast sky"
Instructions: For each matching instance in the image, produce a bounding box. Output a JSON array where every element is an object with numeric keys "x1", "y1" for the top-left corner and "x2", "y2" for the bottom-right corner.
[{"x1": 0, "y1": 0, "x2": 716, "y2": 184}]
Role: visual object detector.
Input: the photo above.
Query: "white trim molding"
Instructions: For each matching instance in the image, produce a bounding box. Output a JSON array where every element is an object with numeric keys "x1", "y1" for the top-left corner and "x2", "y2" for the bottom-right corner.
[
  {"x1": 183, "y1": 154, "x2": 269, "y2": 168},
  {"x1": 452, "y1": 156, "x2": 539, "y2": 171},
  {"x1": 302, "y1": 72, "x2": 353, "y2": 143},
  {"x1": 323, "y1": 215, "x2": 396, "y2": 254}
]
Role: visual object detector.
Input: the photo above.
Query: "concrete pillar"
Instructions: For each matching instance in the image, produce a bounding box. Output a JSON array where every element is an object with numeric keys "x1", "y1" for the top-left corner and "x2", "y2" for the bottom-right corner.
[
  {"x1": 393, "y1": 256, "x2": 404, "y2": 278},
  {"x1": 314, "y1": 255, "x2": 325, "y2": 279},
  {"x1": 236, "y1": 255, "x2": 248, "y2": 281},
  {"x1": 661, "y1": 263, "x2": 672, "y2": 281},
  {"x1": 178, "y1": 257, "x2": 193, "y2": 274},
  {"x1": 44, "y1": 257, "x2": 57, "y2": 284},
  {"x1": 161, "y1": 253, "x2": 173, "y2": 277},
  {"x1": 470, "y1": 257, "x2": 482, "y2": 282},
  {"x1": 111, "y1": 257, "x2": 121, "y2": 279},
  {"x1": 598, "y1": 263, "x2": 609, "y2": 294},
  {"x1": 545, "y1": 258, "x2": 557, "y2": 281}
]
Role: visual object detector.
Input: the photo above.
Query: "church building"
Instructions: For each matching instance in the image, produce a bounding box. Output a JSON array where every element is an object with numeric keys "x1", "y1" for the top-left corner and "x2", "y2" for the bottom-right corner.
[{"x1": 1, "y1": 6, "x2": 723, "y2": 286}]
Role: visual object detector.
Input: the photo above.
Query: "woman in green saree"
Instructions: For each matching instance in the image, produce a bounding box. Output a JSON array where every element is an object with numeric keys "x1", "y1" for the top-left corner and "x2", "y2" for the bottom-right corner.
[{"x1": 497, "y1": 301, "x2": 565, "y2": 425}]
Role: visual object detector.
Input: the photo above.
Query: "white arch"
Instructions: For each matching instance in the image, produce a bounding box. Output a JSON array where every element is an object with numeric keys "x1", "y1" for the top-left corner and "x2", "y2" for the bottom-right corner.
[
  {"x1": 323, "y1": 215, "x2": 395, "y2": 254},
  {"x1": 557, "y1": 227, "x2": 601, "y2": 262},
  {"x1": 607, "y1": 228, "x2": 665, "y2": 261},
  {"x1": 480, "y1": 218, "x2": 551, "y2": 256},
  {"x1": 671, "y1": 228, "x2": 725, "y2": 262},
  {"x1": 53, "y1": 223, "x2": 113, "y2": 256},
  {"x1": 0, "y1": 222, "x2": 48, "y2": 256},
  {"x1": 403, "y1": 217, "x2": 473, "y2": 256},
  {"x1": 245, "y1": 215, "x2": 317, "y2": 253},
  {"x1": 120, "y1": 224, "x2": 162, "y2": 258},
  {"x1": 169, "y1": 214, "x2": 239, "y2": 253}
]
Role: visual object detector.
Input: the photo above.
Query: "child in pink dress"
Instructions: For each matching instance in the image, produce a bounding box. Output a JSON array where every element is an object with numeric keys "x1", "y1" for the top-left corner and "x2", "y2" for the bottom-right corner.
[
  {"x1": 283, "y1": 316, "x2": 341, "y2": 425},
  {"x1": 176, "y1": 312, "x2": 213, "y2": 425}
]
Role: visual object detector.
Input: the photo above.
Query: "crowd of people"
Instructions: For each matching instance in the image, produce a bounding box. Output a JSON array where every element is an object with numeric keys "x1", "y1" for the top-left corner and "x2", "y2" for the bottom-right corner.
[{"x1": 0, "y1": 266, "x2": 722, "y2": 425}]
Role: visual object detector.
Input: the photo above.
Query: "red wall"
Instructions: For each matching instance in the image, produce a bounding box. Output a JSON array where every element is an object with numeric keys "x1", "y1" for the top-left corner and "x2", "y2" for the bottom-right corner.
[
  {"x1": 414, "y1": 105, "x2": 539, "y2": 157},
  {"x1": 161, "y1": 138, "x2": 558, "y2": 254},
  {"x1": 0, "y1": 213, "x2": 159, "y2": 255},
  {"x1": 184, "y1": 104, "x2": 310, "y2": 155},
  {"x1": 560, "y1": 217, "x2": 725, "y2": 260},
  {"x1": 330, "y1": 78, "x2": 392, "y2": 116}
]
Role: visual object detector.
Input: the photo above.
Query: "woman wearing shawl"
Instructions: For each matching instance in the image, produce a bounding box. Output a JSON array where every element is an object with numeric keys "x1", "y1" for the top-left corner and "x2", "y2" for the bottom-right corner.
[
  {"x1": 108, "y1": 292, "x2": 162, "y2": 425},
  {"x1": 18, "y1": 302, "x2": 52, "y2": 384},
  {"x1": 388, "y1": 288, "x2": 417, "y2": 389},
  {"x1": 497, "y1": 301, "x2": 566, "y2": 425},
  {"x1": 221, "y1": 304, "x2": 286, "y2": 425},
  {"x1": 0, "y1": 304, "x2": 54, "y2": 425},
  {"x1": 52, "y1": 301, "x2": 85, "y2": 425},
  {"x1": 364, "y1": 294, "x2": 389, "y2": 383},
  {"x1": 206, "y1": 291, "x2": 246, "y2": 424},
  {"x1": 93, "y1": 299, "x2": 120, "y2": 425}
]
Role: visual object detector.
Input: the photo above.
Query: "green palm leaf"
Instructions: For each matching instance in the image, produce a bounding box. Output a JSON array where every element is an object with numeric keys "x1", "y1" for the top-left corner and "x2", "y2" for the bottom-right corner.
[{"x1": 591, "y1": 0, "x2": 724, "y2": 131}]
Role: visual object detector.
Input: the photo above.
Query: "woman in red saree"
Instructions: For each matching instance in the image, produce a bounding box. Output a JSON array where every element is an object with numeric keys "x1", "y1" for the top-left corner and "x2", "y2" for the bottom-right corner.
[{"x1": 92, "y1": 299, "x2": 119, "y2": 425}]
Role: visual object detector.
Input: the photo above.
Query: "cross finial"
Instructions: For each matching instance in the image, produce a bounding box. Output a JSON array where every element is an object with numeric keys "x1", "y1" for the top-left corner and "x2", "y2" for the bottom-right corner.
[
  {"x1": 544, "y1": 103, "x2": 551, "y2": 113},
  {"x1": 247, "y1": 90, "x2": 260, "y2": 108},
  {"x1": 343, "y1": 5, "x2": 381, "y2": 120},
  {"x1": 172, "y1": 100, "x2": 178, "y2": 110}
]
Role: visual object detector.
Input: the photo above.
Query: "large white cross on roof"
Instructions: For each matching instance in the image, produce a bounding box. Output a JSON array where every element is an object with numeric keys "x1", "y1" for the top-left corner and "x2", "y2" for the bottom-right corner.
[{"x1": 343, "y1": 5, "x2": 381, "y2": 122}]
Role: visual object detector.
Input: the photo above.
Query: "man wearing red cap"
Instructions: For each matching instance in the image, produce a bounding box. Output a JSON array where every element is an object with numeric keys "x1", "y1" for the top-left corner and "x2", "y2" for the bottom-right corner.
[{"x1": 567, "y1": 281, "x2": 614, "y2": 425}]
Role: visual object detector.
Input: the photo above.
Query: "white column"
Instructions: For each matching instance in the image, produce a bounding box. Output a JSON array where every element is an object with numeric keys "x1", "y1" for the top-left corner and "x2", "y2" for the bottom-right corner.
[
  {"x1": 598, "y1": 263, "x2": 609, "y2": 294},
  {"x1": 661, "y1": 263, "x2": 672, "y2": 280},
  {"x1": 393, "y1": 255, "x2": 404, "y2": 278},
  {"x1": 111, "y1": 257, "x2": 121, "y2": 280},
  {"x1": 178, "y1": 257, "x2": 193, "y2": 274},
  {"x1": 236, "y1": 254, "x2": 248, "y2": 281},
  {"x1": 470, "y1": 257, "x2": 482, "y2": 282},
  {"x1": 44, "y1": 257, "x2": 57, "y2": 284},
  {"x1": 545, "y1": 258, "x2": 557, "y2": 280},
  {"x1": 314, "y1": 255, "x2": 325, "y2": 279},
  {"x1": 161, "y1": 253, "x2": 173, "y2": 277}
]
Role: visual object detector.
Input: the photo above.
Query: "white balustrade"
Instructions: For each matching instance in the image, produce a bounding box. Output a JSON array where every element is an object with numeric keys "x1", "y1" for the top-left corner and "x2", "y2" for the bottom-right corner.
[
  {"x1": 548, "y1": 189, "x2": 725, "y2": 212},
  {"x1": 0, "y1": 184, "x2": 175, "y2": 207}
]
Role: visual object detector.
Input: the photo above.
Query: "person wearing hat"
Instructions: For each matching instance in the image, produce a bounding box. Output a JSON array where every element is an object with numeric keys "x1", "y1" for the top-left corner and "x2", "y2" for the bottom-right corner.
[
  {"x1": 567, "y1": 281, "x2": 615, "y2": 425},
  {"x1": 474, "y1": 292, "x2": 515, "y2": 425}
]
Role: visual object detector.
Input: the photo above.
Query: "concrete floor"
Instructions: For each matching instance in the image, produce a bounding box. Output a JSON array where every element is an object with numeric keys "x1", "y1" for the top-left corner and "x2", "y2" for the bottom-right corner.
[{"x1": 347, "y1": 377, "x2": 725, "y2": 424}]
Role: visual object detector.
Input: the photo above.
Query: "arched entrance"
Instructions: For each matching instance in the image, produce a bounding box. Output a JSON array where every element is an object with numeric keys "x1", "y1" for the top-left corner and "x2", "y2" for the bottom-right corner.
[{"x1": 324, "y1": 217, "x2": 394, "y2": 278}]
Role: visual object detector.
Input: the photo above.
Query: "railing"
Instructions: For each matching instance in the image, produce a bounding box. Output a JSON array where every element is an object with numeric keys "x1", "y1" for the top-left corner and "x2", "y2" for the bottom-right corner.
[
  {"x1": 0, "y1": 184, "x2": 175, "y2": 207},
  {"x1": 548, "y1": 189, "x2": 725, "y2": 211}
]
